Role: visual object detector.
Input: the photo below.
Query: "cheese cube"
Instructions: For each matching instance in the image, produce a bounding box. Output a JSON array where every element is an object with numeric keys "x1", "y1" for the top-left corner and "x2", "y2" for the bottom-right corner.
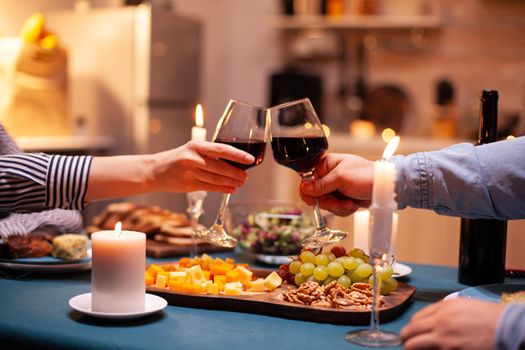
[
  {"x1": 263, "y1": 271, "x2": 283, "y2": 292},
  {"x1": 206, "y1": 283, "x2": 220, "y2": 295},
  {"x1": 169, "y1": 271, "x2": 187, "y2": 282},
  {"x1": 235, "y1": 266, "x2": 253, "y2": 284},
  {"x1": 155, "y1": 274, "x2": 167, "y2": 288},
  {"x1": 246, "y1": 278, "x2": 265, "y2": 292},
  {"x1": 224, "y1": 283, "x2": 242, "y2": 296},
  {"x1": 187, "y1": 265, "x2": 206, "y2": 284}
]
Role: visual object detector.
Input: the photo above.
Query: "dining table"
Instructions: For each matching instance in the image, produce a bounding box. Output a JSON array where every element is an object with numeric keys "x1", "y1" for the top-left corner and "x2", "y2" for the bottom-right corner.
[{"x1": 0, "y1": 252, "x2": 523, "y2": 350}]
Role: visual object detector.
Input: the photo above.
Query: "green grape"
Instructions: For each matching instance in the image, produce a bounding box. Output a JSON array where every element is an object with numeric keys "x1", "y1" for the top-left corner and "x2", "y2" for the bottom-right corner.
[
  {"x1": 337, "y1": 275, "x2": 351, "y2": 289},
  {"x1": 313, "y1": 266, "x2": 328, "y2": 281},
  {"x1": 348, "y1": 269, "x2": 367, "y2": 283},
  {"x1": 354, "y1": 258, "x2": 365, "y2": 265},
  {"x1": 314, "y1": 254, "x2": 329, "y2": 266},
  {"x1": 321, "y1": 276, "x2": 336, "y2": 286},
  {"x1": 289, "y1": 260, "x2": 301, "y2": 275},
  {"x1": 294, "y1": 273, "x2": 306, "y2": 286},
  {"x1": 326, "y1": 261, "x2": 345, "y2": 277},
  {"x1": 384, "y1": 278, "x2": 398, "y2": 292},
  {"x1": 326, "y1": 252, "x2": 336, "y2": 262},
  {"x1": 348, "y1": 248, "x2": 367, "y2": 260},
  {"x1": 300, "y1": 262, "x2": 315, "y2": 277},
  {"x1": 306, "y1": 275, "x2": 316, "y2": 282},
  {"x1": 300, "y1": 251, "x2": 316, "y2": 264},
  {"x1": 380, "y1": 265, "x2": 394, "y2": 281},
  {"x1": 368, "y1": 274, "x2": 374, "y2": 286},
  {"x1": 355, "y1": 263, "x2": 373, "y2": 278},
  {"x1": 342, "y1": 256, "x2": 359, "y2": 271}
]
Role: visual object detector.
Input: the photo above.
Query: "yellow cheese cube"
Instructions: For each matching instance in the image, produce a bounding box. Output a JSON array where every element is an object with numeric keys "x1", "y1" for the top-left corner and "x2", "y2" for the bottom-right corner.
[
  {"x1": 235, "y1": 266, "x2": 253, "y2": 284},
  {"x1": 246, "y1": 278, "x2": 265, "y2": 292},
  {"x1": 187, "y1": 265, "x2": 206, "y2": 284},
  {"x1": 263, "y1": 271, "x2": 283, "y2": 292},
  {"x1": 224, "y1": 283, "x2": 242, "y2": 296},
  {"x1": 169, "y1": 271, "x2": 187, "y2": 282},
  {"x1": 206, "y1": 283, "x2": 220, "y2": 295},
  {"x1": 145, "y1": 273, "x2": 155, "y2": 286},
  {"x1": 155, "y1": 274, "x2": 168, "y2": 288}
]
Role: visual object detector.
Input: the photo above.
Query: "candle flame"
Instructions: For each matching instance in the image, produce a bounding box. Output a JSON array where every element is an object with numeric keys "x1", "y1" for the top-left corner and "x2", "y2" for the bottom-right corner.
[
  {"x1": 115, "y1": 221, "x2": 122, "y2": 237},
  {"x1": 195, "y1": 104, "x2": 204, "y2": 128},
  {"x1": 382, "y1": 136, "x2": 400, "y2": 160}
]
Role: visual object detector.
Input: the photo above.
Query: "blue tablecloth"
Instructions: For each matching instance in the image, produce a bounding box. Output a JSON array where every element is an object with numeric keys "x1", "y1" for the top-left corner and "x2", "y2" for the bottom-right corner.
[{"x1": 0, "y1": 253, "x2": 523, "y2": 350}]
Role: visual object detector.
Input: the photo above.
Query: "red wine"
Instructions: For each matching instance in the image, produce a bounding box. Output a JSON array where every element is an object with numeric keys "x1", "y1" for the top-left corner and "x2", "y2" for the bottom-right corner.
[
  {"x1": 271, "y1": 136, "x2": 328, "y2": 174},
  {"x1": 458, "y1": 90, "x2": 507, "y2": 285},
  {"x1": 215, "y1": 139, "x2": 266, "y2": 170}
]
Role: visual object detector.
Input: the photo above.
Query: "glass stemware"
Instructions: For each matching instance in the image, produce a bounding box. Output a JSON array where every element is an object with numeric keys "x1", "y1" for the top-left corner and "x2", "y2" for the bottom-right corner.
[
  {"x1": 268, "y1": 98, "x2": 347, "y2": 249},
  {"x1": 345, "y1": 209, "x2": 401, "y2": 347},
  {"x1": 195, "y1": 100, "x2": 267, "y2": 248}
]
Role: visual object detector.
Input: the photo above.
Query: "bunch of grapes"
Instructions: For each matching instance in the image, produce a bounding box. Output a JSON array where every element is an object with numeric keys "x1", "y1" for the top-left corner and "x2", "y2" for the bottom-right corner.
[{"x1": 278, "y1": 247, "x2": 398, "y2": 295}]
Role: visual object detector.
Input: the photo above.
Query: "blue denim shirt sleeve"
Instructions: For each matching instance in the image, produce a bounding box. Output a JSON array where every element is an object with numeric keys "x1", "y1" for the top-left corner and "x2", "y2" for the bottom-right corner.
[
  {"x1": 495, "y1": 304, "x2": 525, "y2": 350},
  {"x1": 392, "y1": 136, "x2": 525, "y2": 220}
]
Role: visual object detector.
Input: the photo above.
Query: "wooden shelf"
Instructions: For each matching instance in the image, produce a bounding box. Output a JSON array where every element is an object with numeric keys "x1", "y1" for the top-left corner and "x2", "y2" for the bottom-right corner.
[{"x1": 271, "y1": 14, "x2": 441, "y2": 30}]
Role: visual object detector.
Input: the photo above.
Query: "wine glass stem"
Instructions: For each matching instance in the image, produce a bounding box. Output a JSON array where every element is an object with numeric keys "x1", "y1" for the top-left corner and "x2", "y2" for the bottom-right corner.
[
  {"x1": 370, "y1": 260, "x2": 382, "y2": 333},
  {"x1": 302, "y1": 172, "x2": 327, "y2": 231},
  {"x1": 213, "y1": 193, "x2": 231, "y2": 229},
  {"x1": 190, "y1": 216, "x2": 199, "y2": 257}
]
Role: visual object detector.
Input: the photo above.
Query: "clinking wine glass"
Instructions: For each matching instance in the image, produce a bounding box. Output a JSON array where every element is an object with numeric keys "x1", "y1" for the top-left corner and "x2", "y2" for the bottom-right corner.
[
  {"x1": 195, "y1": 100, "x2": 267, "y2": 248},
  {"x1": 269, "y1": 98, "x2": 347, "y2": 249}
]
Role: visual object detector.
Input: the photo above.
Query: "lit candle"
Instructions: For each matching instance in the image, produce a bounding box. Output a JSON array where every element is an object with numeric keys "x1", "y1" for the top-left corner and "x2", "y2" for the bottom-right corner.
[
  {"x1": 353, "y1": 209, "x2": 370, "y2": 253},
  {"x1": 91, "y1": 222, "x2": 146, "y2": 313},
  {"x1": 390, "y1": 212, "x2": 399, "y2": 256},
  {"x1": 369, "y1": 136, "x2": 399, "y2": 259},
  {"x1": 191, "y1": 104, "x2": 207, "y2": 141}
]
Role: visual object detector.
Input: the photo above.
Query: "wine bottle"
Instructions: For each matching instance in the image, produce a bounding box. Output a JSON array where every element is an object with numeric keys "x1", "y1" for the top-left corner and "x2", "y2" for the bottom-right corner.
[{"x1": 458, "y1": 90, "x2": 507, "y2": 285}]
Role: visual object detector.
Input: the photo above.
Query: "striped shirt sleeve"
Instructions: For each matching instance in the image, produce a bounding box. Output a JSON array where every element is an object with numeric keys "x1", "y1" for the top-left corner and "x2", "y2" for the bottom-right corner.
[{"x1": 0, "y1": 153, "x2": 92, "y2": 212}]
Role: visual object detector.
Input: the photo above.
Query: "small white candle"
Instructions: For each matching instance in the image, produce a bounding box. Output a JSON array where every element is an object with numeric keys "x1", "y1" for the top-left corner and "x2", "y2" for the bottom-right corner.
[
  {"x1": 191, "y1": 104, "x2": 207, "y2": 141},
  {"x1": 353, "y1": 209, "x2": 370, "y2": 253},
  {"x1": 369, "y1": 136, "x2": 399, "y2": 259},
  {"x1": 91, "y1": 222, "x2": 146, "y2": 313}
]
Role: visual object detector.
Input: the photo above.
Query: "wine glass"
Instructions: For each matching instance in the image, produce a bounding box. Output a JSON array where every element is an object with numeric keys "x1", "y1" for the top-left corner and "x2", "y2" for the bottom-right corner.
[
  {"x1": 345, "y1": 210, "x2": 401, "y2": 347},
  {"x1": 195, "y1": 100, "x2": 267, "y2": 248},
  {"x1": 268, "y1": 98, "x2": 347, "y2": 249}
]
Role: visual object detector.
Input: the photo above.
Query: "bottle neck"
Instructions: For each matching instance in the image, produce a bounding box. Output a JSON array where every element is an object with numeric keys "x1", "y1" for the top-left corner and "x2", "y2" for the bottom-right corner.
[{"x1": 478, "y1": 90, "x2": 498, "y2": 145}]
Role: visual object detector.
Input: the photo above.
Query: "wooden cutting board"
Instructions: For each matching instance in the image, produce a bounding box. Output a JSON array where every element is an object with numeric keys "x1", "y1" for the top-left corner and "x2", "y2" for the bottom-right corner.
[
  {"x1": 147, "y1": 268, "x2": 416, "y2": 325},
  {"x1": 146, "y1": 240, "x2": 233, "y2": 258}
]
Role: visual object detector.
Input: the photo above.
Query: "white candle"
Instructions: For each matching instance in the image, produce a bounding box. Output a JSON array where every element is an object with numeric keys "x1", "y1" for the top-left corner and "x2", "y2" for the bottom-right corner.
[
  {"x1": 390, "y1": 212, "x2": 399, "y2": 256},
  {"x1": 191, "y1": 104, "x2": 207, "y2": 141},
  {"x1": 369, "y1": 136, "x2": 399, "y2": 259},
  {"x1": 91, "y1": 223, "x2": 146, "y2": 313},
  {"x1": 353, "y1": 209, "x2": 370, "y2": 254}
]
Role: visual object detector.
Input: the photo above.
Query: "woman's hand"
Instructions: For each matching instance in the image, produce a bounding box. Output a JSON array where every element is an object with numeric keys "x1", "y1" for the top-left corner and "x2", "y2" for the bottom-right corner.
[
  {"x1": 87, "y1": 141, "x2": 255, "y2": 202},
  {"x1": 299, "y1": 153, "x2": 374, "y2": 216},
  {"x1": 150, "y1": 140, "x2": 254, "y2": 193},
  {"x1": 401, "y1": 299, "x2": 505, "y2": 350}
]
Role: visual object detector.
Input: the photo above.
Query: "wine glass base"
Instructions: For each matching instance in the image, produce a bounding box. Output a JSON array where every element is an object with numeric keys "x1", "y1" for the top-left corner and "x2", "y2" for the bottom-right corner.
[
  {"x1": 194, "y1": 226, "x2": 237, "y2": 248},
  {"x1": 301, "y1": 230, "x2": 348, "y2": 249},
  {"x1": 345, "y1": 329, "x2": 401, "y2": 348}
]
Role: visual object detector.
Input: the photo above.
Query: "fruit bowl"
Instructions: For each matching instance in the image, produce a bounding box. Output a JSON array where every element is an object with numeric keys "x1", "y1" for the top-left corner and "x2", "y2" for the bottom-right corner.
[{"x1": 227, "y1": 201, "x2": 315, "y2": 263}]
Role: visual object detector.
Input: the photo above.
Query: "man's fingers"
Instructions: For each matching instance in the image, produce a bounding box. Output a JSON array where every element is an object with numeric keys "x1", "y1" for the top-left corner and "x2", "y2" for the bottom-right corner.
[
  {"x1": 301, "y1": 171, "x2": 340, "y2": 197},
  {"x1": 410, "y1": 301, "x2": 443, "y2": 323},
  {"x1": 194, "y1": 141, "x2": 255, "y2": 164},
  {"x1": 401, "y1": 316, "x2": 435, "y2": 342},
  {"x1": 317, "y1": 196, "x2": 359, "y2": 217},
  {"x1": 403, "y1": 333, "x2": 439, "y2": 350}
]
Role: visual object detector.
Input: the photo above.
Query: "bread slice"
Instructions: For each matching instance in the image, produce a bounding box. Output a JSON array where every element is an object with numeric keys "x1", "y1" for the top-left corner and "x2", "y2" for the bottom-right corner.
[{"x1": 501, "y1": 291, "x2": 525, "y2": 304}]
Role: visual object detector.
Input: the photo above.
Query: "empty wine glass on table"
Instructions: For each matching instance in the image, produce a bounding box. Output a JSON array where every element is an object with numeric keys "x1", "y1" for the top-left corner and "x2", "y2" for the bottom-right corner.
[
  {"x1": 268, "y1": 98, "x2": 347, "y2": 249},
  {"x1": 195, "y1": 100, "x2": 267, "y2": 248}
]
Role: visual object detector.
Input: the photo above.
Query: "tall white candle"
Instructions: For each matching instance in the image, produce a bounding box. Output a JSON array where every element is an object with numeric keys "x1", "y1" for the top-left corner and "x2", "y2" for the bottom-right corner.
[
  {"x1": 91, "y1": 223, "x2": 146, "y2": 313},
  {"x1": 191, "y1": 104, "x2": 207, "y2": 141},
  {"x1": 353, "y1": 209, "x2": 370, "y2": 253},
  {"x1": 369, "y1": 136, "x2": 399, "y2": 259}
]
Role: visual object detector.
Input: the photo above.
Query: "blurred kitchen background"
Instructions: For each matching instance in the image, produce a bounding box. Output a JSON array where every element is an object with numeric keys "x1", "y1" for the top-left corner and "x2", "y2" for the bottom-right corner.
[{"x1": 0, "y1": 0, "x2": 524, "y2": 268}]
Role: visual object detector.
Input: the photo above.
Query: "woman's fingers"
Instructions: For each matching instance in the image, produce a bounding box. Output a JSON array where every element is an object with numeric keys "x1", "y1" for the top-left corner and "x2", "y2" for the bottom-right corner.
[
  {"x1": 194, "y1": 168, "x2": 245, "y2": 188},
  {"x1": 191, "y1": 179, "x2": 236, "y2": 194},
  {"x1": 198, "y1": 157, "x2": 248, "y2": 182},
  {"x1": 194, "y1": 141, "x2": 255, "y2": 164}
]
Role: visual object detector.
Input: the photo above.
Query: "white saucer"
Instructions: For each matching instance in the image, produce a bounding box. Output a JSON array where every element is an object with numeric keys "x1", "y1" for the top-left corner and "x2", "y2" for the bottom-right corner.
[
  {"x1": 69, "y1": 293, "x2": 167, "y2": 319},
  {"x1": 444, "y1": 291, "x2": 460, "y2": 301},
  {"x1": 393, "y1": 262, "x2": 412, "y2": 279}
]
